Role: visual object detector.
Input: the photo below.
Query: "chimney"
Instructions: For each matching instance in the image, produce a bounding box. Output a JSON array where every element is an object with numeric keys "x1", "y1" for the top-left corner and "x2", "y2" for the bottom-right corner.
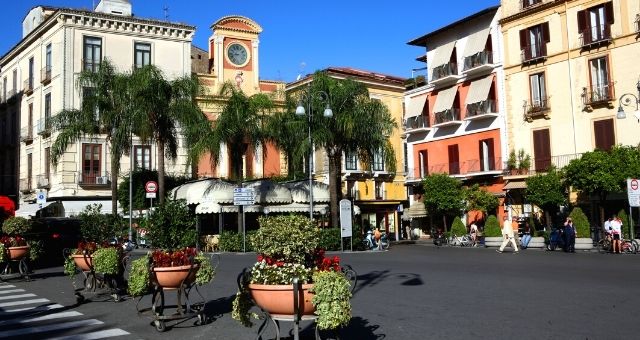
[{"x1": 94, "y1": 0, "x2": 132, "y2": 16}]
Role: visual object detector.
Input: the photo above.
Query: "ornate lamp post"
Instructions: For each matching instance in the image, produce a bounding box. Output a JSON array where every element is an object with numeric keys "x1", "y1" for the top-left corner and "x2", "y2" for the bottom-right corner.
[
  {"x1": 296, "y1": 89, "x2": 333, "y2": 219},
  {"x1": 616, "y1": 81, "x2": 640, "y2": 121}
]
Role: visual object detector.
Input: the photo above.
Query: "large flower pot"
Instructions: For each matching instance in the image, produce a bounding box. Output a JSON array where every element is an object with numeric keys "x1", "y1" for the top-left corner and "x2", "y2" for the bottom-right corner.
[
  {"x1": 574, "y1": 237, "x2": 593, "y2": 251},
  {"x1": 248, "y1": 283, "x2": 315, "y2": 316},
  {"x1": 524, "y1": 237, "x2": 546, "y2": 249},
  {"x1": 153, "y1": 265, "x2": 197, "y2": 288},
  {"x1": 483, "y1": 237, "x2": 504, "y2": 248},
  {"x1": 72, "y1": 254, "x2": 93, "y2": 271},
  {"x1": 7, "y1": 246, "x2": 30, "y2": 260}
]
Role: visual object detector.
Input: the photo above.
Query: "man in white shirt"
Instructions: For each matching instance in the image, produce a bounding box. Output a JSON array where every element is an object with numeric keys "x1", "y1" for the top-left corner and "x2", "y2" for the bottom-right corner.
[
  {"x1": 498, "y1": 216, "x2": 519, "y2": 253},
  {"x1": 610, "y1": 216, "x2": 622, "y2": 253}
]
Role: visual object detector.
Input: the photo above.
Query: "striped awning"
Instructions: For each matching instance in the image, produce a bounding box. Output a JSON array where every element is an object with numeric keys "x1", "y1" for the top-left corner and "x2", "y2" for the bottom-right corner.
[
  {"x1": 465, "y1": 75, "x2": 494, "y2": 105},
  {"x1": 432, "y1": 86, "x2": 458, "y2": 113},
  {"x1": 405, "y1": 94, "x2": 428, "y2": 118},
  {"x1": 430, "y1": 41, "x2": 456, "y2": 69},
  {"x1": 503, "y1": 181, "x2": 527, "y2": 190},
  {"x1": 463, "y1": 28, "x2": 491, "y2": 57},
  {"x1": 406, "y1": 203, "x2": 427, "y2": 218},
  {"x1": 263, "y1": 203, "x2": 329, "y2": 214}
]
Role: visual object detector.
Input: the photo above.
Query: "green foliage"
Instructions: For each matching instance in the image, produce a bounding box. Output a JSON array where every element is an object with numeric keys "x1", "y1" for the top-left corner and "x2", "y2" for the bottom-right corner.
[
  {"x1": 92, "y1": 247, "x2": 119, "y2": 275},
  {"x1": 27, "y1": 240, "x2": 43, "y2": 261},
  {"x1": 464, "y1": 184, "x2": 499, "y2": 216},
  {"x1": 422, "y1": 173, "x2": 464, "y2": 219},
  {"x1": 145, "y1": 200, "x2": 197, "y2": 250},
  {"x1": 450, "y1": 216, "x2": 467, "y2": 236},
  {"x1": 195, "y1": 253, "x2": 215, "y2": 286},
  {"x1": 232, "y1": 282, "x2": 258, "y2": 327},
  {"x1": 525, "y1": 168, "x2": 566, "y2": 212},
  {"x1": 251, "y1": 215, "x2": 319, "y2": 263},
  {"x1": 517, "y1": 149, "x2": 531, "y2": 170},
  {"x1": 77, "y1": 204, "x2": 125, "y2": 242},
  {"x1": 1, "y1": 217, "x2": 32, "y2": 236},
  {"x1": 312, "y1": 271, "x2": 352, "y2": 330},
  {"x1": 249, "y1": 261, "x2": 313, "y2": 285},
  {"x1": 483, "y1": 215, "x2": 502, "y2": 237},
  {"x1": 127, "y1": 255, "x2": 150, "y2": 296},
  {"x1": 507, "y1": 150, "x2": 518, "y2": 170},
  {"x1": 569, "y1": 207, "x2": 590, "y2": 238},
  {"x1": 63, "y1": 256, "x2": 76, "y2": 278},
  {"x1": 218, "y1": 231, "x2": 256, "y2": 252},
  {"x1": 117, "y1": 170, "x2": 191, "y2": 214},
  {"x1": 617, "y1": 209, "x2": 630, "y2": 239},
  {"x1": 318, "y1": 228, "x2": 341, "y2": 251}
]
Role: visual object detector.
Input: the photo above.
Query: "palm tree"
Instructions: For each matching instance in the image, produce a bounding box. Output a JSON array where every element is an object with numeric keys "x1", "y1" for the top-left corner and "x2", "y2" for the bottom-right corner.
[
  {"x1": 294, "y1": 71, "x2": 397, "y2": 228},
  {"x1": 50, "y1": 59, "x2": 132, "y2": 216},
  {"x1": 128, "y1": 65, "x2": 210, "y2": 204},
  {"x1": 263, "y1": 104, "x2": 307, "y2": 178}
]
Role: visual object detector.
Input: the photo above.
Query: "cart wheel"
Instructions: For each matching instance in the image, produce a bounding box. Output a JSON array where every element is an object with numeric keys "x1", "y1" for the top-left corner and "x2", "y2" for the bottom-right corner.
[
  {"x1": 154, "y1": 320, "x2": 166, "y2": 332},
  {"x1": 112, "y1": 294, "x2": 121, "y2": 302},
  {"x1": 196, "y1": 313, "x2": 207, "y2": 325},
  {"x1": 76, "y1": 294, "x2": 85, "y2": 305}
]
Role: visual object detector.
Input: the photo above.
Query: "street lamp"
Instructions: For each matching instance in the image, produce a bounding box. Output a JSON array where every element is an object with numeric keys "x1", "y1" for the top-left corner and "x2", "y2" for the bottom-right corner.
[
  {"x1": 296, "y1": 89, "x2": 333, "y2": 219},
  {"x1": 616, "y1": 80, "x2": 640, "y2": 121}
]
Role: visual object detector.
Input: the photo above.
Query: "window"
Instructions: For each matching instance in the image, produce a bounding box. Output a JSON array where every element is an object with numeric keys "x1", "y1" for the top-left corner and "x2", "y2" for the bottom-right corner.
[
  {"x1": 479, "y1": 138, "x2": 495, "y2": 171},
  {"x1": 419, "y1": 150, "x2": 428, "y2": 178},
  {"x1": 345, "y1": 150, "x2": 358, "y2": 170},
  {"x1": 27, "y1": 153, "x2": 32, "y2": 189},
  {"x1": 27, "y1": 57, "x2": 34, "y2": 90},
  {"x1": 519, "y1": 23, "x2": 549, "y2": 62},
  {"x1": 134, "y1": 43, "x2": 151, "y2": 69},
  {"x1": 43, "y1": 44, "x2": 52, "y2": 82},
  {"x1": 521, "y1": 0, "x2": 541, "y2": 9},
  {"x1": 372, "y1": 149, "x2": 384, "y2": 172},
  {"x1": 375, "y1": 181, "x2": 384, "y2": 200},
  {"x1": 588, "y1": 57, "x2": 613, "y2": 102},
  {"x1": 448, "y1": 144, "x2": 460, "y2": 175},
  {"x1": 594, "y1": 119, "x2": 615, "y2": 151},
  {"x1": 28, "y1": 103, "x2": 33, "y2": 137},
  {"x1": 134, "y1": 145, "x2": 152, "y2": 170},
  {"x1": 44, "y1": 147, "x2": 50, "y2": 182},
  {"x1": 83, "y1": 36, "x2": 102, "y2": 72},
  {"x1": 578, "y1": 2, "x2": 613, "y2": 45},
  {"x1": 12, "y1": 69, "x2": 17, "y2": 92},
  {"x1": 82, "y1": 87, "x2": 99, "y2": 118},
  {"x1": 533, "y1": 129, "x2": 551, "y2": 171},
  {"x1": 529, "y1": 72, "x2": 548, "y2": 109},
  {"x1": 44, "y1": 93, "x2": 51, "y2": 124},
  {"x1": 82, "y1": 144, "x2": 101, "y2": 184},
  {"x1": 46, "y1": 44, "x2": 52, "y2": 69},
  {"x1": 403, "y1": 142, "x2": 408, "y2": 174}
]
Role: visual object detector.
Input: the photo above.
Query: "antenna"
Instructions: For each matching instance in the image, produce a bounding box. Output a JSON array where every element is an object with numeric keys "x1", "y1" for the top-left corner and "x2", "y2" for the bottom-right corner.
[{"x1": 163, "y1": 5, "x2": 169, "y2": 21}]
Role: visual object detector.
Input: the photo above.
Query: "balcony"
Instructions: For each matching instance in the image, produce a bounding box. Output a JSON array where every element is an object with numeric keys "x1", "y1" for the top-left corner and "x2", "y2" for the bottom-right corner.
[
  {"x1": 19, "y1": 178, "x2": 33, "y2": 193},
  {"x1": 431, "y1": 62, "x2": 459, "y2": 87},
  {"x1": 82, "y1": 59, "x2": 101, "y2": 73},
  {"x1": 582, "y1": 84, "x2": 615, "y2": 110},
  {"x1": 580, "y1": 25, "x2": 611, "y2": 48},
  {"x1": 23, "y1": 79, "x2": 34, "y2": 96},
  {"x1": 462, "y1": 51, "x2": 494, "y2": 76},
  {"x1": 404, "y1": 115, "x2": 431, "y2": 134},
  {"x1": 36, "y1": 174, "x2": 50, "y2": 189},
  {"x1": 405, "y1": 157, "x2": 505, "y2": 183},
  {"x1": 41, "y1": 66, "x2": 52, "y2": 85},
  {"x1": 78, "y1": 171, "x2": 111, "y2": 188},
  {"x1": 524, "y1": 97, "x2": 550, "y2": 122},
  {"x1": 636, "y1": 14, "x2": 640, "y2": 33},
  {"x1": 505, "y1": 153, "x2": 582, "y2": 177},
  {"x1": 433, "y1": 109, "x2": 462, "y2": 128},
  {"x1": 520, "y1": 0, "x2": 542, "y2": 10},
  {"x1": 20, "y1": 126, "x2": 33, "y2": 143},
  {"x1": 521, "y1": 45, "x2": 546, "y2": 64},
  {"x1": 465, "y1": 99, "x2": 498, "y2": 121},
  {"x1": 36, "y1": 117, "x2": 52, "y2": 137}
]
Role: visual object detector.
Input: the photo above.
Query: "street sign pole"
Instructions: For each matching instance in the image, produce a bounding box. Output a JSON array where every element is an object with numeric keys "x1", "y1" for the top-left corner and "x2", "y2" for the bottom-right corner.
[{"x1": 627, "y1": 178, "x2": 640, "y2": 239}]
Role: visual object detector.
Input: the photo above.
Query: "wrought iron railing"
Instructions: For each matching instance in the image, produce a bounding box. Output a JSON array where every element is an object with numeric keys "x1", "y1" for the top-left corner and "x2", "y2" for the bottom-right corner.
[
  {"x1": 520, "y1": 0, "x2": 542, "y2": 10},
  {"x1": 582, "y1": 83, "x2": 615, "y2": 105},
  {"x1": 404, "y1": 115, "x2": 430, "y2": 131},
  {"x1": 82, "y1": 59, "x2": 101, "y2": 73},
  {"x1": 19, "y1": 178, "x2": 32, "y2": 192},
  {"x1": 20, "y1": 126, "x2": 33, "y2": 143},
  {"x1": 36, "y1": 174, "x2": 50, "y2": 189},
  {"x1": 36, "y1": 118, "x2": 52, "y2": 136},
  {"x1": 521, "y1": 43, "x2": 545, "y2": 62},
  {"x1": 23, "y1": 79, "x2": 33, "y2": 95},
  {"x1": 434, "y1": 109, "x2": 461, "y2": 125},
  {"x1": 406, "y1": 157, "x2": 505, "y2": 181},
  {"x1": 524, "y1": 97, "x2": 550, "y2": 121},
  {"x1": 466, "y1": 99, "x2": 496, "y2": 118},
  {"x1": 463, "y1": 51, "x2": 494, "y2": 71},
  {"x1": 41, "y1": 66, "x2": 52, "y2": 83},
  {"x1": 580, "y1": 24, "x2": 611, "y2": 46},
  {"x1": 431, "y1": 62, "x2": 458, "y2": 81},
  {"x1": 77, "y1": 171, "x2": 111, "y2": 186}
]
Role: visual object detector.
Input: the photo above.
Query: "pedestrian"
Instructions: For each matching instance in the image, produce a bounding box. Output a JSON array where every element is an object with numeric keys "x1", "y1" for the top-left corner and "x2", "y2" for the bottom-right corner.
[
  {"x1": 610, "y1": 216, "x2": 622, "y2": 254},
  {"x1": 512, "y1": 216, "x2": 521, "y2": 246},
  {"x1": 563, "y1": 217, "x2": 576, "y2": 252},
  {"x1": 374, "y1": 228, "x2": 382, "y2": 250},
  {"x1": 497, "y1": 216, "x2": 519, "y2": 253},
  {"x1": 521, "y1": 222, "x2": 532, "y2": 249},
  {"x1": 470, "y1": 223, "x2": 479, "y2": 246},
  {"x1": 603, "y1": 217, "x2": 613, "y2": 241}
]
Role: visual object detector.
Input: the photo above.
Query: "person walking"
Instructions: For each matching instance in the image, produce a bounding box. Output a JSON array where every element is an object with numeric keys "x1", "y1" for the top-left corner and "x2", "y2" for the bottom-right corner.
[
  {"x1": 374, "y1": 228, "x2": 382, "y2": 250},
  {"x1": 563, "y1": 217, "x2": 576, "y2": 252},
  {"x1": 497, "y1": 216, "x2": 519, "y2": 253},
  {"x1": 470, "y1": 223, "x2": 479, "y2": 246},
  {"x1": 521, "y1": 222, "x2": 532, "y2": 249},
  {"x1": 610, "y1": 216, "x2": 622, "y2": 254}
]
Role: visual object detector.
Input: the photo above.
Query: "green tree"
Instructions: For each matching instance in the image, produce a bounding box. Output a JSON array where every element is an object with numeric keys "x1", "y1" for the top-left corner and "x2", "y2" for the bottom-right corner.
[
  {"x1": 463, "y1": 184, "x2": 499, "y2": 221},
  {"x1": 50, "y1": 60, "x2": 133, "y2": 215},
  {"x1": 117, "y1": 169, "x2": 190, "y2": 214},
  {"x1": 568, "y1": 207, "x2": 590, "y2": 238},
  {"x1": 264, "y1": 107, "x2": 307, "y2": 178},
  {"x1": 617, "y1": 209, "x2": 630, "y2": 239},
  {"x1": 145, "y1": 199, "x2": 197, "y2": 250},
  {"x1": 525, "y1": 168, "x2": 566, "y2": 228},
  {"x1": 483, "y1": 215, "x2": 501, "y2": 237},
  {"x1": 450, "y1": 216, "x2": 466, "y2": 236},
  {"x1": 422, "y1": 173, "x2": 464, "y2": 232}
]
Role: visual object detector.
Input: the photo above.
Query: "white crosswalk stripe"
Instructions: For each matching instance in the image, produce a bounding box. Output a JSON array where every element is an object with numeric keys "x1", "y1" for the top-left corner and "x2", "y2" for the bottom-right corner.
[{"x1": 0, "y1": 284, "x2": 130, "y2": 339}]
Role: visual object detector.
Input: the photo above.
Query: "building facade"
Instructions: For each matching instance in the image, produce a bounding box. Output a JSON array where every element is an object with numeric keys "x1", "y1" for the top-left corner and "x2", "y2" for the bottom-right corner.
[
  {"x1": 404, "y1": 6, "x2": 507, "y2": 232},
  {"x1": 0, "y1": 0, "x2": 195, "y2": 217},
  {"x1": 500, "y1": 0, "x2": 640, "y2": 217}
]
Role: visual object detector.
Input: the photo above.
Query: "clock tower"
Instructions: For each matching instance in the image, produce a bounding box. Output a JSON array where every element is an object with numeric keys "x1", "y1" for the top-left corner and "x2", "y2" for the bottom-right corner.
[{"x1": 209, "y1": 16, "x2": 262, "y2": 94}]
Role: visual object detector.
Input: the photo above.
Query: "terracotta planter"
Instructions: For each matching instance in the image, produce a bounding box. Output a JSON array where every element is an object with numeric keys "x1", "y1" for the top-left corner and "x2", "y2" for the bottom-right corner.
[
  {"x1": 248, "y1": 283, "x2": 315, "y2": 316},
  {"x1": 72, "y1": 254, "x2": 93, "y2": 271},
  {"x1": 7, "y1": 246, "x2": 30, "y2": 260},
  {"x1": 153, "y1": 264, "x2": 198, "y2": 288}
]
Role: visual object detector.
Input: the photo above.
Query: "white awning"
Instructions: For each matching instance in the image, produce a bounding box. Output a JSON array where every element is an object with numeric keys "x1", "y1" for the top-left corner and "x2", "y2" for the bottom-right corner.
[
  {"x1": 14, "y1": 202, "x2": 53, "y2": 219},
  {"x1": 220, "y1": 205, "x2": 263, "y2": 213},
  {"x1": 465, "y1": 75, "x2": 494, "y2": 105},
  {"x1": 263, "y1": 203, "x2": 329, "y2": 214},
  {"x1": 245, "y1": 180, "x2": 292, "y2": 204},
  {"x1": 430, "y1": 41, "x2": 456, "y2": 69},
  {"x1": 169, "y1": 179, "x2": 235, "y2": 205},
  {"x1": 463, "y1": 28, "x2": 491, "y2": 57},
  {"x1": 284, "y1": 181, "x2": 330, "y2": 203},
  {"x1": 405, "y1": 95, "x2": 428, "y2": 119},
  {"x1": 503, "y1": 181, "x2": 527, "y2": 190},
  {"x1": 61, "y1": 201, "x2": 113, "y2": 217},
  {"x1": 406, "y1": 203, "x2": 427, "y2": 218},
  {"x1": 196, "y1": 202, "x2": 222, "y2": 214},
  {"x1": 432, "y1": 86, "x2": 458, "y2": 113}
]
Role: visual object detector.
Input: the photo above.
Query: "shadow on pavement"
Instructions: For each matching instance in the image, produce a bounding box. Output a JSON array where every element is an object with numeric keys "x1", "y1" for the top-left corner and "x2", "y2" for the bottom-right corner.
[{"x1": 354, "y1": 270, "x2": 424, "y2": 293}]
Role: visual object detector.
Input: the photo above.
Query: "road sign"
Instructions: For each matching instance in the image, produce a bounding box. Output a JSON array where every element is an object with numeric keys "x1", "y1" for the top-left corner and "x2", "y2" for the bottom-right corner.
[
  {"x1": 146, "y1": 192, "x2": 157, "y2": 199},
  {"x1": 233, "y1": 188, "x2": 255, "y2": 206},
  {"x1": 627, "y1": 178, "x2": 640, "y2": 207},
  {"x1": 339, "y1": 199, "x2": 353, "y2": 237},
  {"x1": 145, "y1": 181, "x2": 158, "y2": 193},
  {"x1": 36, "y1": 190, "x2": 47, "y2": 204}
]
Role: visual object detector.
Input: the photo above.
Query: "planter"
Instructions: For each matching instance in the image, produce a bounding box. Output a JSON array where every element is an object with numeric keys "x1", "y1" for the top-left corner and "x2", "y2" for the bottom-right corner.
[
  {"x1": 574, "y1": 237, "x2": 593, "y2": 251},
  {"x1": 483, "y1": 236, "x2": 504, "y2": 248},
  {"x1": 153, "y1": 264, "x2": 198, "y2": 288},
  {"x1": 524, "y1": 237, "x2": 545, "y2": 249},
  {"x1": 248, "y1": 283, "x2": 315, "y2": 316},
  {"x1": 7, "y1": 246, "x2": 30, "y2": 260},
  {"x1": 72, "y1": 254, "x2": 93, "y2": 271}
]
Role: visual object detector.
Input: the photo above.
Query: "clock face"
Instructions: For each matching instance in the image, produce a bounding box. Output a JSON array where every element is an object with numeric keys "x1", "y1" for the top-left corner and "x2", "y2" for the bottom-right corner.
[{"x1": 227, "y1": 43, "x2": 248, "y2": 66}]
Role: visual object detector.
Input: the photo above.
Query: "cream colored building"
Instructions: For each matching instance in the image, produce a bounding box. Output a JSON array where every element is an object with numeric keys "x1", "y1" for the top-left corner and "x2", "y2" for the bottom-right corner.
[
  {"x1": 287, "y1": 68, "x2": 407, "y2": 237},
  {"x1": 0, "y1": 0, "x2": 195, "y2": 217}
]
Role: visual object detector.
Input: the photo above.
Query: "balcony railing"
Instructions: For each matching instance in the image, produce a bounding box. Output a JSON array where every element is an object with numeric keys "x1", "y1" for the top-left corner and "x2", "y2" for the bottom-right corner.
[
  {"x1": 78, "y1": 171, "x2": 111, "y2": 186},
  {"x1": 41, "y1": 66, "x2": 52, "y2": 84},
  {"x1": 582, "y1": 83, "x2": 615, "y2": 106},
  {"x1": 434, "y1": 109, "x2": 461, "y2": 126},
  {"x1": 466, "y1": 99, "x2": 497, "y2": 119},
  {"x1": 36, "y1": 174, "x2": 50, "y2": 189},
  {"x1": 82, "y1": 59, "x2": 101, "y2": 73},
  {"x1": 431, "y1": 62, "x2": 458, "y2": 82},
  {"x1": 23, "y1": 79, "x2": 33, "y2": 95},
  {"x1": 463, "y1": 51, "x2": 494, "y2": 72},
  {"x1": 404, "y1": 115, "x2": 430, "y2": 132},
  {"x1": 521, "y1": 44, "x2": 546, "y2": 63},
  {"x1": 19, "y1": 178, "x2": 32, "y2": 193},
  {"x1": 580, "y1": 24, "x2": 611, "y2": 46},
  {"x1": 520, "y1": 0, "x2": 542, "y2": 10},
  {"x1": 636, "y1": 14, "x2": 640, "y2": 33},
  {"x1": 36, "y1": 117, "x2": 52, "y2": 136},
  {"x1": 524, "y1": 97, "x2": 550, "y2": 121},
  {"x1": 507, "y1": 153, "x2": 583, "y2": 175},
  {"x1": 20, "y1": 126, "x2": 33, "y2": 143}
]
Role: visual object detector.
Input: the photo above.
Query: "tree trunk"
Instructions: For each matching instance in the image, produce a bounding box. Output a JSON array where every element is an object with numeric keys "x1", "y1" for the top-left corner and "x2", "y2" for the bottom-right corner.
[
  {"x1": 110, "y1": 153, "x2": 119, "y2": 218},
  {"x1": 328, "y1": 148, "x2": 343, "y2": 229},
  {"x1": 158, "y1": 140, "x2": 165, "y2": 205},
  {"x1": 233, "y1": 147, "x2": 245, "y2": 234},
  {"x1": 443, "y1": 215, "x2": 448, "y2": 233}
]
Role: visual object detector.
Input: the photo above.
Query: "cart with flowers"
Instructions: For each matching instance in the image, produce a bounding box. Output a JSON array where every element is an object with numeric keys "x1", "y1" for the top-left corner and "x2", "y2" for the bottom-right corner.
[{"x1": 0, "y1": 235, "x2": 31, "y2": 280}]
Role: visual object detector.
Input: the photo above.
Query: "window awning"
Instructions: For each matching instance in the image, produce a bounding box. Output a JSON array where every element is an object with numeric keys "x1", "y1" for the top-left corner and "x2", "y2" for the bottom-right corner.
[
  {"x1": 430, "y1": 41, "x2": 457, "y2": 70},
  {"x1": 61, "y1": 201, "x2": 113, "y2": 217},
  {"x1": 14, "y1": 202, "x2": 53, "y2": 219},
  {"x1": 503, "y1": 181, "x2": 527, "y2": 190},
  {"x1": 432, "y1": 86, "x2": 458, "y2": 113},
  {"x1": 195, "y1": 202, "x2": 221, "y2": 214},
  {"x1": 465, "y1": 75, "x2": 494, "y2": 105},
  {"x1": 263, "y1": 203, "x2": 329, "y2": 214},
  {"x1": 245, "y1": 180, "x2": 292, "y2": 204},
  {"x1": 463, "y1": 28, "x2": 491, "y2": 57},
  {"x1": 405, "y1": 95, "x2": 428, "y2": 119},
  {"x1": 406, "y1": 203, "x2": 427, "y2": 218}
]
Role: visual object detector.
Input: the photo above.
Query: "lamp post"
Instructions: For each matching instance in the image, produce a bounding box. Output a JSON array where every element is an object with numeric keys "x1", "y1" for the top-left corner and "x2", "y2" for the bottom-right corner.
[{"x1": 296, "y1": 88, "x2": 333, "y2": 219}]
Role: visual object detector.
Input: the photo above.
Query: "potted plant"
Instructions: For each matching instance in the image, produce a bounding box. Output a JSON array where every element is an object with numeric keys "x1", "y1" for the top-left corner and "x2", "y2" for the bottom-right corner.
[
  {"x1": 65, "y1": 241, "x2": 100, "y2": 272},
  {"x1": 1, "y1": 217, "x2": 32, "y2": 261},
  {"x1": 517, "y1": 149, "x2": 531, "y2": 175},
  {"x1": 0, "y1": 235, "x2": 29, "y2": 261},
  {"x1": 482, "y1": 215, "x2": 503, "y2": 247},
  {"x1": 232, "y1": 215, "x2": 353, "y2": 331},
  {"x1": 507, "y1": 150, "x2": 518, "y2": 175},
  {"x1": 569, "y1": 207, "x2": 592, "y2": 250}
]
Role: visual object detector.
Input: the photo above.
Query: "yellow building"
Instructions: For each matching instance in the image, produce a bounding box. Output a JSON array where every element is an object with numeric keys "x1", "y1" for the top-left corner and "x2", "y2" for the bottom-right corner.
[
  {"x1": 287, "y1": 68, "x2": 407, "y2": 238},
  {"x1": 500, "y1": 0, "x2": 640, "y2": 215}
]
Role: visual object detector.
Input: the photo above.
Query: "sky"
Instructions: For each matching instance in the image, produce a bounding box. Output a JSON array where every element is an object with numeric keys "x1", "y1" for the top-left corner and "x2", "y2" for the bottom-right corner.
[{"x1": 0, "y1": 0, "x2": 498, "y2": 83}]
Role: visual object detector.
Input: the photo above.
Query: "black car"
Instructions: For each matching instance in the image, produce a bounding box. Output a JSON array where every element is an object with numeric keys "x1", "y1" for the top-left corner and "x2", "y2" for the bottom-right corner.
[{"x1": 25, "y1": 217, "x2": 82, "y2": 267}]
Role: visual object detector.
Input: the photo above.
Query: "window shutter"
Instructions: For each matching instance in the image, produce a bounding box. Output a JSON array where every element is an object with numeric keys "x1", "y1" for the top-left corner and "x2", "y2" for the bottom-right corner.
[
  {"x1": 478, "y1": 140, "x2": 484, "y2": 170},
  {"x1": 605, "y1": 1, "x2": 614, "y2": 24},
  {"x1": 577, "y1": 10, "x2": 586, "y2": 33},
  {"x1": 519, "y1": 29, "x2": 527, "y2": 51},
  {"x1": 594, "y1": 119, "x2": 615, "y2": 151},
  {"x1": 542, "y1": 23, "x2": 550, "y2": 43},
  {"x1": 533, "y1": 129, "x2": 551, "y2": 171},
  {"x1": 448, "y1": 145, "x2": 459, "y2": 174},
  {"x1": 487, "y1": 138, "x2": 495, "y2": 170},
  {"x1": 594, "y1": 120, "x2": 605, "y2": 150}
]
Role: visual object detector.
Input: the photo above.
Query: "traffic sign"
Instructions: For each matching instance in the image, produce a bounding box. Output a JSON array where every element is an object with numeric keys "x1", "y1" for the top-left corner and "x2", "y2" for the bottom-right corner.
[
  {"x1": 233, "y1": 188, "x2": 255, "y2": 206},
  {"x1": 146, "y1": 192, "x2": 157, "y2": 199},
  {"x1": 339, "y1": 199, "x2": 353, "y2": 237},
  {"x1": 627, "y1": 178, "x2": 640, "y2": 207},
  {"x1": 36, "y1": 190, "x2": 47, "y2": 204},
  {"x1": 145, "y1": 181, "x2": 158, "y2": 193}
]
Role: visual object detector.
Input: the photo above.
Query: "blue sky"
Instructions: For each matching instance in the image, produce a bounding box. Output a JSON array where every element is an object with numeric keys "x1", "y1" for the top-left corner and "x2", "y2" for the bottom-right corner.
[{"x1": 0, "y1": 0, "x2": 498, "y2": 82}]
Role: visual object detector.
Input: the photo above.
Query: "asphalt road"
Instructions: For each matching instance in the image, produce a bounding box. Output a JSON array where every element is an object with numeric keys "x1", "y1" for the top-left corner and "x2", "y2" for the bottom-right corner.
[{"x1": 1, "y1": 243, "x2": 640, "y2": 339}]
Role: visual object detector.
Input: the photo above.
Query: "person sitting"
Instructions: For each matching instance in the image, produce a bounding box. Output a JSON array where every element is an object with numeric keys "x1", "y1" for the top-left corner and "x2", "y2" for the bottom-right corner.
[
  {"x1": 521, "y1": 222, "x2": 532, "y2": 249},
  {"x1": 469, "y1": 223, "x2": 479, "y2": 246}
]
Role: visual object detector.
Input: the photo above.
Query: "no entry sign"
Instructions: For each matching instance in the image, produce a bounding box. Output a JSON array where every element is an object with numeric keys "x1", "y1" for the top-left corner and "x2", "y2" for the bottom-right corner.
[{"x1": 146, "y1": 181, "x2": 158, "y2": 199}]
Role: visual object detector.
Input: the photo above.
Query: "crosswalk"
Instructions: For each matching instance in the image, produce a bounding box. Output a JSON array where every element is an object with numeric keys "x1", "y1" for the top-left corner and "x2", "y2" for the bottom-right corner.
[{"x1": 0, "y1": 283, "x2": 130, "y2": 339}]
